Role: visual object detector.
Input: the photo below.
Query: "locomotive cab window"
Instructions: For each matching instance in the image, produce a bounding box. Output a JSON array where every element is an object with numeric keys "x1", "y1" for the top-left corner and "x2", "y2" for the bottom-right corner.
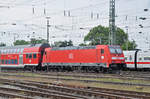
[
  {"x1": 101, "y1": 49, "x2": 104, "y2": 54},
  {"x1": 109, "y1": 46, "x2": 122, "y2": 54},
  {"x1": 33, "y1": 54, "x2": 37, "y2": 59}
]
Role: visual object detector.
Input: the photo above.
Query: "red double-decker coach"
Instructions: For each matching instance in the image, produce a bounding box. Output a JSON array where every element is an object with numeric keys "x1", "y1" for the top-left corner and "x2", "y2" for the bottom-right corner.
[{"x1": 0, "y1": 43, "x2": 49, "y2": 70}]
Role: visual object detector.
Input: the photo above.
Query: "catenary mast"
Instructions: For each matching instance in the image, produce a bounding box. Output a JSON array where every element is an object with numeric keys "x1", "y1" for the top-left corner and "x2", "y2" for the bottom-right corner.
[{"x1": 109, "y1": 0, "x2": 116, "y2": 45}]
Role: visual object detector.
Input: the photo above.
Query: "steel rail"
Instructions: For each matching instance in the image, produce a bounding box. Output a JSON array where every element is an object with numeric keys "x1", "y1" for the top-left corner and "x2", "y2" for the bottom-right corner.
[{"x1": 0, "y1": 78, "x2": 150, "y2": 99}]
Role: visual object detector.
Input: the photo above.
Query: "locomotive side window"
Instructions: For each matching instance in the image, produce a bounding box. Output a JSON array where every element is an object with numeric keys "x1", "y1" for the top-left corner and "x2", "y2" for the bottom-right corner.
[
  {"x1": 109, "y1": 46, "x2": 122, "y2": 54},
  {"x1": 33, "y1": 54, "x2": 37, "y2": 59},
  {"x1": 101, "y1": 49, "x2": 104, "y2": 54},
  {"x1": 144, "y1": 57, "x2": 150, "y2": 60}
]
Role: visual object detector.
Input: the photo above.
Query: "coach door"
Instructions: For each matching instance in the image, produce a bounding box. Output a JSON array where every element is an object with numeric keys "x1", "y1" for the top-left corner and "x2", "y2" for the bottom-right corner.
[{"x1": 19, "y1": 54, "x2": 23, "y2": 64}]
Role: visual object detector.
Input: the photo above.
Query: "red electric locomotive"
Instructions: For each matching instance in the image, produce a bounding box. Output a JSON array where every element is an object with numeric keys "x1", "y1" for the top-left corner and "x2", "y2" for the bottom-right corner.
[{"x1": 42, "y1": 45, "x2": 126, "y2": 72}]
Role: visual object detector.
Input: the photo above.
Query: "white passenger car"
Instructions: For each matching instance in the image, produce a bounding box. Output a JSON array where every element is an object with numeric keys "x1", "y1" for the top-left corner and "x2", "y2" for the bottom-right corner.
[{"x1": 123, "y1": 50, "x2": 150, "y2": 69}]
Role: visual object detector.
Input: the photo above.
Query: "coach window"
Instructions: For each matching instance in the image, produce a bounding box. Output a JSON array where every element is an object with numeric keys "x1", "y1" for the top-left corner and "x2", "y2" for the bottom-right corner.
[
  {"x1": 33, "y1": 54, "x2": 37, "y2": 59},
  {"x1": 144, "y1": 57, "x2": 150, "y2": 60},
  {"x1": 11, "y1": 59, "x2": 14, "y2": 64},
  {"x1": 9, "y1": 49, "x2": 10, "y2": 53},
  {"x1": 129, "y1": 55, "x2": 132, "y2": 60},
  {"x1": 8, "y1": 60, "x2": 11, "y2": 64},
  {"x1": 5, "y1": 49, "x2": 8, "y2": 54},
  {"x1": 125, "y1": 57, "x2": 127, "y2": 60},
  {"x1": 2, "y1": 60, "x2": 4, "y2": 64},
  {"x1": 15, "y1": 49, "x2": 18, "y2": 53},
  {"x1": 5, "y1": 60, "x2": 7, "y2": 64},
  {"x1": 26, "y1": 54, "x2": 29, "y2": 58},
  {"x1": 17, "y1": 49, "x2": 20, "y2": 53},
  {"x1": 12, "y1": 49, "x2": 14, "y2": 53},
  {"x1": 9, "y1": 49, "x2": 12, "y2": 54},
  {"x1": 21, "y1": 48, "x2": 23, "y2": 53},
  {"x1": 3, "y1": 50, "x2": 5, "y2": 54},
  {"x1": 101, "y1": 49, "x2": 104, "y2": 54},
  {"x1": 15, "y1": 59, "x2": 17, "y2": 64},
  {"x1": 139, "y1": 57, "x2": 142, "y2": 61},
  {"x1": 29, "y1": 54, "x2": 32, "y2": 59}
]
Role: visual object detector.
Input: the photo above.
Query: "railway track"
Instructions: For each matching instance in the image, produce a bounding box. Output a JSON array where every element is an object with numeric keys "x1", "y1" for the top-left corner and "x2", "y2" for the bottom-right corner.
[
  {"x1": 1, "y1": 72, "x2": 150, "y2": 87},
  {"x1": 0, "y1": 78, "x2": 150, "y2": 99},
  {"x1": 3, "y1": 70, "x2": 150, "y2": 80},
  {"x1": 0, "y1": 79, "x2": 88, "y2": 99},
  {"x1": 37, "y1": 72, "x2": 150, "y2": 81}
]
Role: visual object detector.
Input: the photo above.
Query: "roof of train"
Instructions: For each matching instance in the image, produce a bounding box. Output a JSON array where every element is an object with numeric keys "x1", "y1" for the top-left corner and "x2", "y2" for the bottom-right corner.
[
  {"x1": 50, "y1": 45, "x2": 122, "y2": 51},
  {"x1": 51, "y1": 46, "x2": 96, "y2": 51},
  {"x1": 0, "y1": 43, "x2": 49, "y2": 49},
  {"x1": 123, "y1": 50, "x2": 150, "y2": 55}
]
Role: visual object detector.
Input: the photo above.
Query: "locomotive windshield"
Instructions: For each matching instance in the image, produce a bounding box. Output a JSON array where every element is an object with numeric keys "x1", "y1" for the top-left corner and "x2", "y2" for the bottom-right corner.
[{"x1": 109, "y1": 46, "x2": 122, "y2": 54}]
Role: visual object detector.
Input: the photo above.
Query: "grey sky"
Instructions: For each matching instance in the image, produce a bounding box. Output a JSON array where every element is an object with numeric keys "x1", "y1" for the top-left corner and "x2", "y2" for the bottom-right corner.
[{"x1": 0, "y1": 0, "x2": 149, "y2": 50}]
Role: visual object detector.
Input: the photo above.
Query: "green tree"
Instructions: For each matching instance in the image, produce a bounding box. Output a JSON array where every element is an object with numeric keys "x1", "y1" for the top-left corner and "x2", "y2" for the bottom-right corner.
[
  {"x1": 30, "y1": 38, "x2": 47, "y2": 44},
  {"x1": 13, "y1": 38, "x2": 47, "y2": 46},
  {"x1": 83, "y1": 25, "x2": 136, "y2": 50},
  {"x1": 52, "y1": 40, "x2": 73, "y2": 47},
  {"x1": 0, "y1": 42, "x2": 6, "y2": 47},
  {"x1": 79, "y1": 43, "x2": 87, "y2": 46},
  {"x1": 122, "y1": 40, "x2": 137, "y2": 50},
  {"x1": 13, "y1": 40, "x2": 29, "y2": 45},
  {"x1": 84, "y1": 25, "x2": 109, "y2": 45}
]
